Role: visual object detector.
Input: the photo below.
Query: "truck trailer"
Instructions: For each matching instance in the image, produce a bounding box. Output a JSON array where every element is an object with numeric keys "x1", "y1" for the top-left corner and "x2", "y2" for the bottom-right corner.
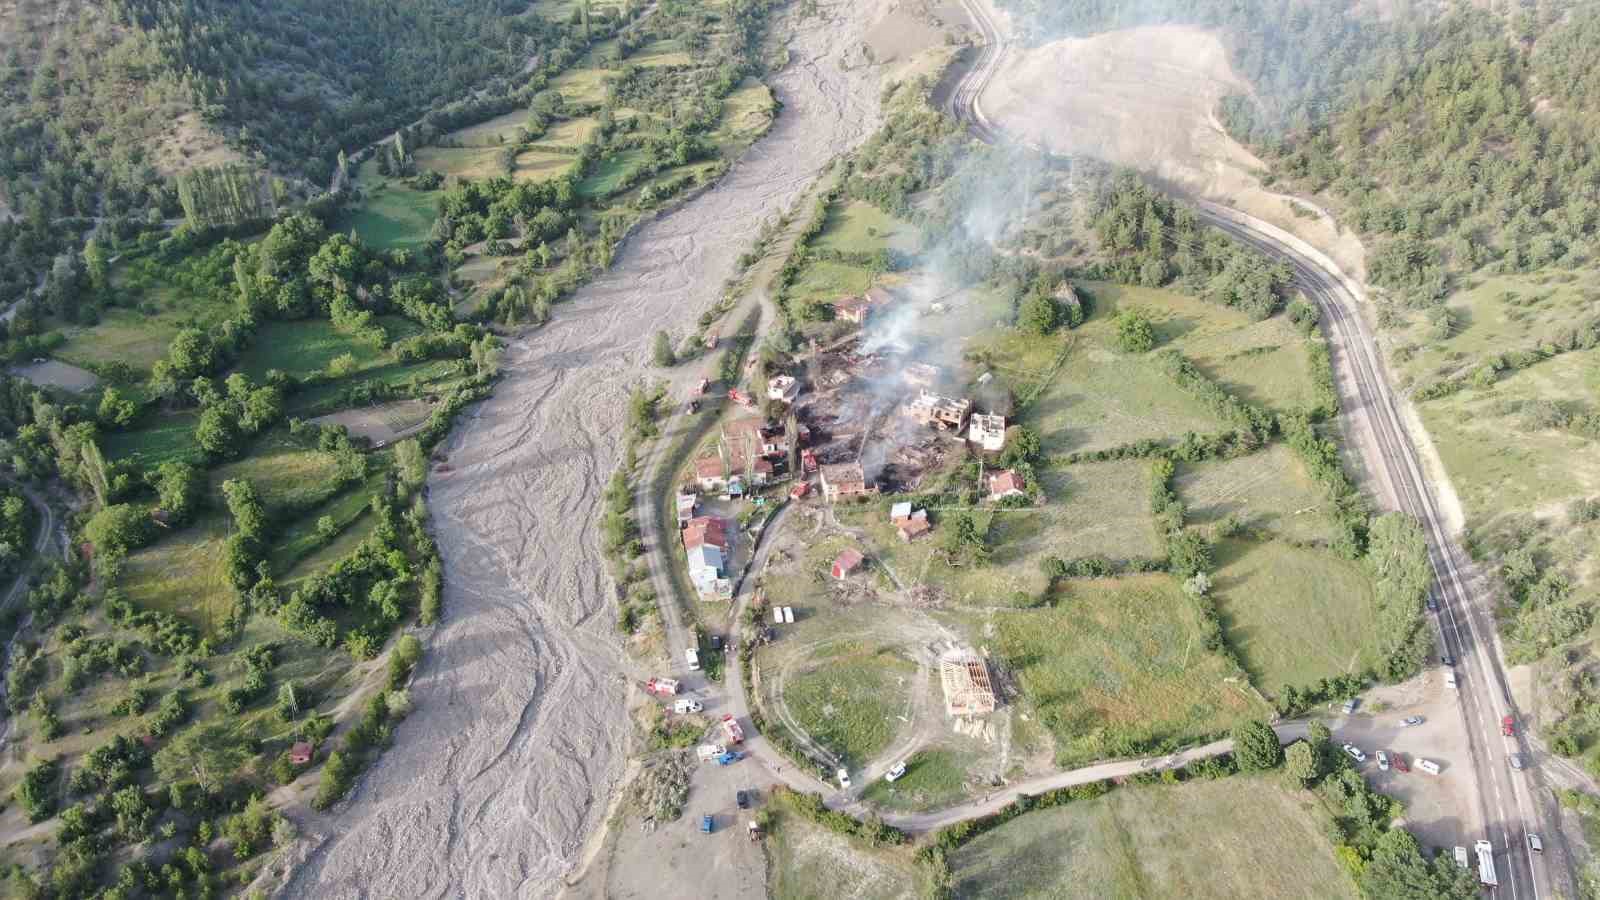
[{"x1": 1475, "y1": 840, "x2": 1497, "y2": 887}]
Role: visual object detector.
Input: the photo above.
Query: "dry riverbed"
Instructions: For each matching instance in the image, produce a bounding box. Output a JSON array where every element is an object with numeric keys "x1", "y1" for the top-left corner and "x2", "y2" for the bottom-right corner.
[{"x1": 276, "y1": 1, "x2": 893, "y2": 897}]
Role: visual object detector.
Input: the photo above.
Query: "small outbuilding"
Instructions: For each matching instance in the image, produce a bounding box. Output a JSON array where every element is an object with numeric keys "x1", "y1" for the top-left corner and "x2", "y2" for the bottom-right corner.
[
  {"x1": 831, "y1": 548, "x2": 865, "y2": 579},
  {"x1": 290, "y1": 742, "x2": 314, "y2": 765}
]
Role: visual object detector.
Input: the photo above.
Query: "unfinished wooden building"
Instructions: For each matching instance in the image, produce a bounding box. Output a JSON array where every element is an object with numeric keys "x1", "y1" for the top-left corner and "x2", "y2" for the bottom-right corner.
[{"x1": 940, "y1": 650, "x2": 997, "y2": 717}]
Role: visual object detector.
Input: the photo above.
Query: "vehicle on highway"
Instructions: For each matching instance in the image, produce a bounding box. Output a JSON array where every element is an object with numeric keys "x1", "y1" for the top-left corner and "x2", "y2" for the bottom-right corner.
[
  {"x1": 1444, "y1": 670, "x2": 1457, "y2": 688},
  {"x1": 1510, "y1": 753, "x2": 1525, "y2": 771},
  {"x1": 837, "y1": 768, "x2": 851, "y2": 789},
  {"x1": 701, "y1": 815, "x2": 714, "y2": 834},
  {"x1": 1392, "y1": 754, "x2": 1409, "y2": 773},
  {"x1": 1376, "y1": 750, "x2": 1390, "y2": 772},
  {"x1": 885, "y1": 762, "x2": 907, "y2": 782},
  {"x1": 1341, "y1": 697, "x2": 1359, "y2": 714},
  {"x1": 1501, "y1": 715, "x2": 1516, "y2": 736},
  {"x1": 1426, "y1": 596, "x2": 1438, "y2": 612},
  {"x1": 674, "y1": 697, "x2": 703, "y2": 714},
  {"x1": 1476, "y1": 840, "x2": 1497, "y2": 887},
  {"x1": 1401, "y1": 716, "x2": 1424, "y2": 727},
  {"x1": 1528, "y1": 833, "x2": 1543, "y2": 854},
  {"x1": 736, "y1": 790, "x2": 749, "y2": 810},
  {"x1": 1342, "y1": 743, "x2": 1366, "y2": 763},
  {"x1": 1453, "y1": 846, "x2": 1469, "y2": 869},
  {"x1": 685, "y1": 647, "x2": 700, "y2": 670},
  {"x1": 1441, "y1": 654, "x2": 1455, "y2": 666},
  {"x1": 1417, "y1": 758, "x2": 1441, "y2": 775}
]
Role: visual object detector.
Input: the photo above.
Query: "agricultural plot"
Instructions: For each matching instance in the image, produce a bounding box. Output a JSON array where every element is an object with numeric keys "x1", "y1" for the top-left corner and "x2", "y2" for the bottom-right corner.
[
  {"x1": 994, "y1": 575, "x2": 1269, "y2": 767},
  {"x1": 209, "y1": 432, "x2": 343, "y2": 512},
  {"x1": 1026, "y1": 340, "x2": 1228, "y2": 456},
  {"x1": 550, "y1": 67, "x2": 611, "y2": 105},
  {"x1": 780, "y1": 641, "x2": 916, "y2": 766},
  {"x1": 121, "y1": 514, "x2": 237, "y2": 635},
  {"x1": 534, "y1": 116, "x2": 599, "y2": 149},
  {"x1": 712, "y1": 80, "x2": 777, "y2": 152},
  {"x1": 52, "y1": 302, "x2": 233, "y2": 374},
  {"x1": 788, "y1": 258, "x2": 879, "y2": 306},
  {"x1": 513, "y1": 149, "x2": 579, "y2": 182},
  {"x1": 627, "y1": 38, "x2": 691, "y2": 67},
  {"x1": 444, "y1": 108, "x2": 535, "y2": 146},
  {"x1": 949, "y1": 774, "x2": 1355, "y2": 900},
  {"x1": 344, "y1": 160, "x2": 441, "y2": 250},
  {"x1": 859, "y1": 748, "x2": 979, "y2": 813},
  {"x1": 233, "y1": 319, "x2": 393, "y2": 379},
  {"x1": 813, "y1": 201, "x2": 920, "y2": 256},
  {"x1": 575, "y1": 148, "x2": 649, "y2": 198},
  {"x1": 1175, "y1": 445, "x2": 1334, "y2": 544},
  {"x1": 1209, "y1": 538, "x2": 1381, "y2": 693},
  {"x1": 102, "y1": 411, "x2": 199, "y2": 465}
]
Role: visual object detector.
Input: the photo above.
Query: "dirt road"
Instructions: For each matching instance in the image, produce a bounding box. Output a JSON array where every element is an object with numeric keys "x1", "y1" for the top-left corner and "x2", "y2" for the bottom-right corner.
[{"x1": 278, "y1": 2, "x2": 892, "y2": 897}]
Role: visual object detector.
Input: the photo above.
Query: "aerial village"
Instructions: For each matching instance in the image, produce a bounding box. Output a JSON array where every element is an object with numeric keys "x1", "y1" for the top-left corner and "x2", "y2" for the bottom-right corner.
[{"x1": 672, "y1": 280, "x2": 1021, "y2": 732}]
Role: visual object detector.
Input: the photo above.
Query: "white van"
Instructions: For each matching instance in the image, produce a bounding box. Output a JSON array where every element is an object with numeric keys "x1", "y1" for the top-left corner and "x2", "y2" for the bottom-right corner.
[
  {"x1": 1417, "y1": 758, "x2": 1441, "y2": 775},
  {"x1": 1444, "y1": 670, "x2": 1458, "y2": 689},
  {"x1": 1528, "y1": 834, "x2": 1543, "y2": 854},
  {"x1": 685, "y1": 647, "x2": 700, "y2": 670}
]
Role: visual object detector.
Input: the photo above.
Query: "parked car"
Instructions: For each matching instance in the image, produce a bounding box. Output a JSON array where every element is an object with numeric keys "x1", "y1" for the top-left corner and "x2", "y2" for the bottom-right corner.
[
  {"x1": 1417, "y1": 758, "x2": 1441, "y2": 775},
  {"x1": 837, "y1": 768, "x2": 852, "y2": 789},
  {"x1": 885, "y1": 762, "x2": 907, "y2": 783},
  {"x1": 1510, "y1": 753, "x2": 1526, "y2": 771},
  {"x1": 1426, "y1": 596, "x2": 1439, "y2": 612},
  {"x1": 1401, "y1": 716, "x2": 1425, "y2": 727},
  {"x1": 1453, "y1": 846, "x2": 1469, "y2": 869},
  {"x1": 1341, "y1": 697, "x2": 1359, "y2": 715},
  {"x1": 1377, "y1": 750, "x2": 1390, "y2": 772},
  {"x1": 1393, "y1": 754, "x2": 1410, "y2": 773},
  {"x1": 736, "y1": 790, "x2": 750, "y2": 810},
  {"x1": 701, "y1": 814, "x2": 714, "y2": 834},
  {"x1": 1501, "y1": 715, "x2": 1516, "y2": 736},
  {"x1": 1342, "y1": 743, "x2": 1367, "y2": 763}
]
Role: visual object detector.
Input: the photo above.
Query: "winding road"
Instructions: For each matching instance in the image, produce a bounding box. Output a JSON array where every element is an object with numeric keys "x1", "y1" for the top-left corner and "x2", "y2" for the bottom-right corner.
[{"x1": 947, "y1": 0, "x2": 1555, "y2": 893}]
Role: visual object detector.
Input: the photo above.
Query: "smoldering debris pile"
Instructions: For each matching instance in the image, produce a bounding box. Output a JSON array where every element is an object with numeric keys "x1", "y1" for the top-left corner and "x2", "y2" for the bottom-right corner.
[{"x1": 796, "y1": 335, "x2": 969, "y2": 494}]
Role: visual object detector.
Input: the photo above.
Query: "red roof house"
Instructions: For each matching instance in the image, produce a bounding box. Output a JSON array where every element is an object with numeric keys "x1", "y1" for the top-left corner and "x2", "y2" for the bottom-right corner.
[
  {"x1": 831, "y1": 548, "x2": 865, "y2": 579},
  {"x1": 290, "y1": 742, "x2": 314, "y2": 765},
  {"x1": 682, "y1": 516, "x2": 730, "y2": 551},
  {"x1": 987, "y1": 469, "x2": 1027, "y2": 502}
]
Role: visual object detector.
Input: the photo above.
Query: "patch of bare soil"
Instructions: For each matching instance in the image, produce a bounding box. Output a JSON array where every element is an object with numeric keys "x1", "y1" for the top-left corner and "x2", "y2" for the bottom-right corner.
[
  {"x1": 310, "y1": 399, "x2": 432, "y2": 445},
  {"x1": 9, "y1": 360, "x2": 99, "y2": 394},
  {"x1": 149, "y1": 111, "x2": 244, "y2": 178},
  {"x1": 980, "y1": 23, "x2": 1369, "y2": 281},
  {"x1": 275, "y1": 1, "x2": 894, "y2": 897}
]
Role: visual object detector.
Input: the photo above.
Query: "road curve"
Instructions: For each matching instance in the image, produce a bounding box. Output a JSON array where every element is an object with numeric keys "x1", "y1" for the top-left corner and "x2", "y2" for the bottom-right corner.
[{"x1": 944, "y1": 0, "x2": 1552, "y2": 894}]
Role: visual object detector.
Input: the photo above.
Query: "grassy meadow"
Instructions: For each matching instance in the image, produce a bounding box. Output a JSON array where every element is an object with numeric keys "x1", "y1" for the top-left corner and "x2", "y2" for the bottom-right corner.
[
  {"x1": 948, "y1": 774, "x2": 1356, "y2": 900},
  {"x1": 994, "y1": 576, "x2": 1270, "y2": 767},
  {"x1": 781, "y1": 642, "x2": 916, "y2": 766}
]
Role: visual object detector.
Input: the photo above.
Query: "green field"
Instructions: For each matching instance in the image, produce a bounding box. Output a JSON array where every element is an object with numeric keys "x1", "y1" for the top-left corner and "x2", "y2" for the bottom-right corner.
[
  {"x1": 628, "y1": 38, "x2": 691, "y2": 67},
  {"x1": 549, "y1": 67, "x2": 611, "y2": 104},
  {"x1": 53, "y1": 301, "x2": 235, "y2": 374},
  {"x1": 443, "y1": 108, "x2": 533, "y2": 146},
  {"x1": 209, "y1": 432, "x2": 342, "y2": 512},
  {"x1": 121, "y1": 514, "x2": 237, "y2": 635},
  {"x1": 1211, "y1": 538, "x2": 1381, "y2": 693},
  {"x1": 345, "y1": 160, "x2": 441, "y2": 249},
  {"x1": 535, "y1": 116, "x2": 599, "y2": 148},
  {"x1": 1176, "y1": 445, "x2": 1334, "y2": 544},
  {"x1": 713, "y1": 80, "x2": 776, "y2": 152},
  {"x1": 949, "y1": 774, "x2": 1356, "y2": 900},
  {"x1": 1086, "y1": 282, "x2": 1320, "y2": 414},
  {"x1": 575, "y1": 148, "x2": 648, "y2": 198},
  {"x1": 513, "y1": 149, "x2": 579, "y2": 182},
  {"x1": 859, "y1": 748, "x2": 975, "y2": 812},
  {"x1": 814, "y1": 201, "x2": 920, "y2": 256},
  {"x1": 994, "y1": 575, "x2": 1269, "y2": 767},
  {"x1": 102, "y1": 412, "x2": 200, "y2": 465},
  {"x1": 234, "y1": 319, "x2": 393, "y2": 379},
  {"x1": 788, "y1": 258, "x2": 877, "y2": 305},
  {"x1": 782, "y1": 642, "x2": 916, "y2": 766}
]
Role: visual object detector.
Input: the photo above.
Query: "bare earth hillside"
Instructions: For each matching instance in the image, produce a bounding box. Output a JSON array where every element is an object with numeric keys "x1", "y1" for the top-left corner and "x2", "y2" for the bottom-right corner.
[{"x1": 982, "y1": 23, "x2": 1368, "y2": 280}]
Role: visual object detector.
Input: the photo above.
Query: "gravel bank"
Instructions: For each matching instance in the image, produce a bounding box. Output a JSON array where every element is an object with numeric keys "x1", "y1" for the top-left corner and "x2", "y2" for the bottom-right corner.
[{"x1": 280, "y1": 2, "x2": 888, "y2": 897}]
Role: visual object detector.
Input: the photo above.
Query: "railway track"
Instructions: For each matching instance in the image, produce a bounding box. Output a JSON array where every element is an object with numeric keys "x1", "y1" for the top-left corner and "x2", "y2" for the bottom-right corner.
[{"x1": 945, "y1": 0, "x2": 1555, "y2": 895}]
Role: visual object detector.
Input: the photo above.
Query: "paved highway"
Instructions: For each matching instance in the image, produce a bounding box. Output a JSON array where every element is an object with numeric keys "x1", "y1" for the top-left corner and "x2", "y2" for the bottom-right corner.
[{"x1": 946, "y1": 0, "x2": 1555, "y2": 894}]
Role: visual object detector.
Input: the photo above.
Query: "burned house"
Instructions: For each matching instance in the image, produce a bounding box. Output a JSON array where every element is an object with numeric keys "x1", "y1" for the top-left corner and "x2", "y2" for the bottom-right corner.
[
  {"x1": 902, "y1": 390, "x2": 971, "y2": 432},
  {"x1": 940, "y1": 650, "x2": 997, "y2": 717},
  {"x1": 968, "y1": 414, "x2": 1007, "y2": 452},
  {"x1": 865, "y1": 285, "x2": 894, "y2": 307},
  {"x1": 766, "y1": 374, "x2": 800, "y2": 405},
  {"x1": 722, "y1": 416, "x2": 788, "y2": 462},
  {"x1": 903, "y1": 362, "x2": 942, "y2": 391},
  {"x1": 820, "y1": 462, "x2": 873, "y2": 502}
]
